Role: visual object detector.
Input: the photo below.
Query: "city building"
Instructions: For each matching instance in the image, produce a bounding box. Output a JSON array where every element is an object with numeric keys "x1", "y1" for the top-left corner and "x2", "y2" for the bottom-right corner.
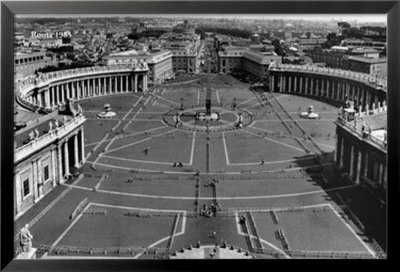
[
  {"x1": 241, "y1": 50, "x2": 282, "y2": 81},
  {"x1": 309, "y1": 47, "x2": 387, "y2": 77},
  {"x1": 217, "y1": 46, "x2": 247, "y2": 74},
  {"x1": 104, "y1": 49, "x2": 174, "y2": 84},
  {"x1": 340, "y1": 39, "x2": 386, "y2": 51},
  {"x1": 14, "y1": 52, "x2": 51, "y2": 77},
  {"x1": 345, "y1": 56, "x2": 387, "y2": 78},
  {"x1": 294, "y1": 32, "x2": 327, "y2": 50}
]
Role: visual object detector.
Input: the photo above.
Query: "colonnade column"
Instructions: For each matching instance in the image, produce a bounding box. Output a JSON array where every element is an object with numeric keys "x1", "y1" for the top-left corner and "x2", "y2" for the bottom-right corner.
[
  {"x1": 305, "y1": 77, "x2": 309, "y2": 95},
  {"x1": 349, "y1": 144, "x2": 354, "y2": 180},
  {"x1": 380, "y1": 164, "x2": 386, "y2": 188},
  {"x1": 342, "y1": 82, "x2": 346, "y2": 101},
  {"x1": 336, "y1": 134, "x2": 341, "y2": 166},
  {"x1": 80, "y1": 128, "x2": 86, "y2": 164},
  {"x1": 355, "y1": 149, "x2": 362, "y2": 184},
  {"x1": 326, "y1": 79, "x2": 330, "y2": 99},
  {"x1": 114, "y1": 76, "x2": 118, "y2": 93},
  {"x1": 63, "y1": 140, "x2": 70, "y2": 178},
  {"x1": 363, "y1": 151, "x2": 369, "y2": 178},
  {"x1": 45, "y1": 89, "x2": 51, "y2": 108},
  {"x1": 336, "y1": 82, "x2": 340, "y2": 101},
  {"x1": 271, "y1": 75, "x2": 275, "y2": 92},
  {"x1": 37, "y1": 92, "x2": 42, "y2": 107},
  {"x1": 73, "y1": 81, "x2": 77, "y2": 98},
  {"x1": 299, "y1": 77, "x2": 303, "y2": 94},
  {"x1": 50, "y1": 87, "x2": 54, "y2": 107},
  {"x1": 83, "y1": 81, "x2": 86, "y2": 97},
  {"x1": 339, "y1": 136, "x2": 345, "y2": 169},
  {"x1": 57, "y1": 143, "x2": 63, "y2": 184},
  {"x1": 80, "y1": 81, "x2": 84, "y2": 98},
  {"x1": 55, "y1": 86, "x2": 59, "y2": 105},
  {"x1": 143, "y1": 74, "x2": 148, "y2": 92},
  {"x1": 125, "y1": 75, "x2": 129, "y2": 93},
  {"x1": 60, "y1": 84, "x2": 64, "y2": 103},
  {"x1": 51, "y1": 147, "x2": 57, "y2": 187},
  {"x1": 288, "y1": 75, "x2": 292, "y2": 93},
  {"x1": 366, "y1": 90, "x2": 371, "y2": 108},
  {"x1": 374, "y1": 92, "x2": 379, "y2": 105},
  {"x1": 134, "y1": 74, "x2": 138, "y2": 92},
  {"x1": 65, "y1": 83, "x2": 70, "y2": 100},
  {"x1": 74, "y1": 133, "x2": 80, "y2": 168}
]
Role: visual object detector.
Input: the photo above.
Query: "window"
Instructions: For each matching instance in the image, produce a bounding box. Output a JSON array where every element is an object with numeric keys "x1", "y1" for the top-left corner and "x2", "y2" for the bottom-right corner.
[
  {"x1": 43, "y1": 165, "x2": 50, "y2": 181},
  {"x1": 23, "y1": 179, "x2": 30, "y2": 197}
]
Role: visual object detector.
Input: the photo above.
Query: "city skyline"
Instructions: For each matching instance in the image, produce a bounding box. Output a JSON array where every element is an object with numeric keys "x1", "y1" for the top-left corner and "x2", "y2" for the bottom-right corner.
[{"x1": 16, "y1": 14, "x2": 386, "y2": 23}]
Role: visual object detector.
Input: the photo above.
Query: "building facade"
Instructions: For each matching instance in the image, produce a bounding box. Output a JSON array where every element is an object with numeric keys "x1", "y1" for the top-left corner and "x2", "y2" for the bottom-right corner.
[
  {"x1": 241, "y1": 51, "x2": 282, "y2": 81},
  {"x1": 335, "y1": 109, "x2": 387, "y2": 200},
  {"x1": 217, "y1": 46, "x2": 247, "y2": 74},
  {"x1": 104, "y1": 50, "x2": 173, "y2": 84},
  {"x1": 345, "y1": 56, "x2": 387, "y2": 78},
  {"x1": 14, "y1": 112, "x2": 86, "y2": 218},
  {"x1": 15, "y1": 52, "x2": 51, "y2": 77}
]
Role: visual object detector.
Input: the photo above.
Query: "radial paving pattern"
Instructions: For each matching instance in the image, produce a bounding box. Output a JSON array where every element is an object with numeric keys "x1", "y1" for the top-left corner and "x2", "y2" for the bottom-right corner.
[{"x1": 16, "y1": 75, "x2": 378, "y2": 259}]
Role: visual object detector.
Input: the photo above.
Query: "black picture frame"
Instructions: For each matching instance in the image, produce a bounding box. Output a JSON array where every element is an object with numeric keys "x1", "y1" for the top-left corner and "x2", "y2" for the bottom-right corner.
[{"x1": 1, "y1": 1, "x2": 399, "y2": 271}]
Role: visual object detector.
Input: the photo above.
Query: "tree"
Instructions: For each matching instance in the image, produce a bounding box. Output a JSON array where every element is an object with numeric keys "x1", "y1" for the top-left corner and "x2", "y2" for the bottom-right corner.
[
  {"x1": 337, "y1": 22, "x2": 351, "y2": 28},
  {"x1": 322, "y1": 32, "x2": 344, "y2": 49},
  {"x1": 272, "y1": 39, "x2": 285, "y2": 56}
]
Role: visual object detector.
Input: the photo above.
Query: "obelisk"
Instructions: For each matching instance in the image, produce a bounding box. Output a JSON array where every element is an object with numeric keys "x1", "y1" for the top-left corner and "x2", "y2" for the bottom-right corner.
[{"x1": 205, "y1": 57, "x2": 212, "y2": 116}]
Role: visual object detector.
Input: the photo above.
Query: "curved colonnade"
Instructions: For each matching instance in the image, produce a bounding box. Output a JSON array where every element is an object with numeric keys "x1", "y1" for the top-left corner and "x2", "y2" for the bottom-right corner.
[
  {"x1": 269, "y1": 64, "x2": 387, "y2": 191},
  {"x1": 269, "y1": 64, "x2": 387, "y2": 112},
  {"x1": 16, "y1": 63, "x2": 149, "y2": 113}
]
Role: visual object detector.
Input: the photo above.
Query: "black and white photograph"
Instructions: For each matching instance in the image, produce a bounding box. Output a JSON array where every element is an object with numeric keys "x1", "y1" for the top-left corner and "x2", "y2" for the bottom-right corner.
[{"x1": 6, "y1": 4, "x2": 391, "y2": 263}]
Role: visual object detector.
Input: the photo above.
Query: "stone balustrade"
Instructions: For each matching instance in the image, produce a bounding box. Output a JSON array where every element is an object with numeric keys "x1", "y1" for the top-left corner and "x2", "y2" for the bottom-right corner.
[
  {"x1": 337, "y1": 115, "x2": 386, "y2": 150},
  {"x1": 15, "y1": 114, "x2": 86, "y2": 163}
]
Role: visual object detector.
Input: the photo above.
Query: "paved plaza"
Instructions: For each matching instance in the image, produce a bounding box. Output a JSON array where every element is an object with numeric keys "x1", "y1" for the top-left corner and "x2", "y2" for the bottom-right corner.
[{"x1": 14, "y1": 75, "x2": 385, "y2": 259}]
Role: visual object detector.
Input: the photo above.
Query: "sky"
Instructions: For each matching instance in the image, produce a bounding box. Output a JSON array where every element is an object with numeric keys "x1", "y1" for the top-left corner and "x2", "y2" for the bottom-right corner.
[{"x1": 16, "y1": 14, "x2": 386, "y2": 23}]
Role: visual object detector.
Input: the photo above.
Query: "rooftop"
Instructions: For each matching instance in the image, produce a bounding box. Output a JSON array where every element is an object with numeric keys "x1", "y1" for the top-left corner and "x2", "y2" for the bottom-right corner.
[
  {"x1": 347, "y1": 56, "x2": 387, "y2": 64},
  {"x1": 361, "y1": 112, "x2": 387, "y2": 130},
  {"x1": 243, "y1": 50, "x2": 279, "y2": 64}
]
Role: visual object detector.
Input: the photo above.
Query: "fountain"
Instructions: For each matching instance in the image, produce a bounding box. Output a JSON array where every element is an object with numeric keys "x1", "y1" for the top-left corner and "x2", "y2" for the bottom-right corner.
[{"x1": 97, "y1": 104, "x2": 117, "y2": 119}]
